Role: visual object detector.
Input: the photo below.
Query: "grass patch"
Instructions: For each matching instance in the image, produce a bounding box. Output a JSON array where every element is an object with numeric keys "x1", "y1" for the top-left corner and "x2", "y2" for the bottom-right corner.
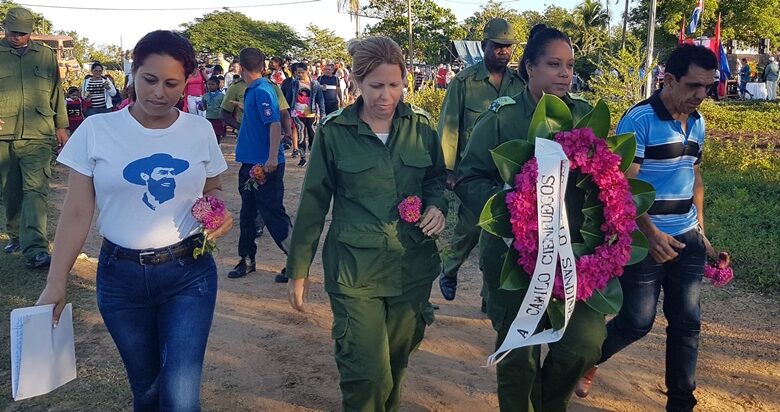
[
  {"x1": 0, "y1": 215, "x2": 129, "y2": 409},
  {"x1": 701, "y1": 139, "x2": 780, "y2": 293}
]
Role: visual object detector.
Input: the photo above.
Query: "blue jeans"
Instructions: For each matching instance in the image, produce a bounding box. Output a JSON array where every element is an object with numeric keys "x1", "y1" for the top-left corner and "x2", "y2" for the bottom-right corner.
[
  {"x1": 598, "y1": 228, "x2": 705, "y2": 412},
  {"x1": 97, "y1": 246, "x2": 218, "y2": 412},
  {"x1": 237, "y1": 162, "x2": 291, "y2": 260}
]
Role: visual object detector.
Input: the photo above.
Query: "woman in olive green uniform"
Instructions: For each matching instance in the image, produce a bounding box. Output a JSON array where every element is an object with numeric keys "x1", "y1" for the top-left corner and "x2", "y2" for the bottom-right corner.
[
  {"x1": 455, "y1": 25, "x2": 606, "y2": 412},
  {"x1": 286, "y1": 36, "x2": 447, "y2": 412}
]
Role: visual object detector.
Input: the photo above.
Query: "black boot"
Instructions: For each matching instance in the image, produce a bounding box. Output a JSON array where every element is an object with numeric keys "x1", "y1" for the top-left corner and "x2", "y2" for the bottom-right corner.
[{"x1": 228, "y1": 258, "x2": 256, "y2": 278}]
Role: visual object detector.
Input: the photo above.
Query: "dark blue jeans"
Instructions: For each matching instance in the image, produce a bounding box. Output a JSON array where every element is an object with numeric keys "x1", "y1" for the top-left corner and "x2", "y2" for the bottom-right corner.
[
  {"x1": 237, "y1": 162, "x2": 292, "y2": 260},
  {"x1": 599, "y1": 228, "x2": 705, "y2": 412},
  {"x1": 96, "y1": 246, "x2": 217, "y2": 412}
]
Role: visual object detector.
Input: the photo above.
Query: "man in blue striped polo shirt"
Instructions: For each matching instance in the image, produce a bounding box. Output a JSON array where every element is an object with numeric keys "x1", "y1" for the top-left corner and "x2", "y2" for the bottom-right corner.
[{"x1": 576, "y1": 45, "x2": 718, "y2": 412}]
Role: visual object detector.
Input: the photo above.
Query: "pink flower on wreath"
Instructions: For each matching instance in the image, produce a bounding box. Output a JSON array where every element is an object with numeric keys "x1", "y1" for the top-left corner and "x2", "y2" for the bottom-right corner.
[
  {"x1": 398, "y1": 195, "x2": 423, "y2": 223},
  {"x1": 505, "y1": 128, "x2": 638, "y2": 301},
  {"x1": 192, "y1": 196, "x2": 226, "y2": 231}
]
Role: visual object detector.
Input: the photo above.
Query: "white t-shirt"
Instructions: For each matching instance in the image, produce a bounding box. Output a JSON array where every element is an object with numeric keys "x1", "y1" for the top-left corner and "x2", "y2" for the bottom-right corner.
[
  {"x1": 375, "y1": 132, "x2": 389, "y2": 144},
  {"x1": 57, "y1": 108, "x2": 229, "y2": 249}
]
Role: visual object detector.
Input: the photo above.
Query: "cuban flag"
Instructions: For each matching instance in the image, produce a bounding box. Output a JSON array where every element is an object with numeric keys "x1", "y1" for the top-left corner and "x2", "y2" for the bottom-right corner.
[{"x1": 688, "y1": 0, "x2": 703, "y2": 34}]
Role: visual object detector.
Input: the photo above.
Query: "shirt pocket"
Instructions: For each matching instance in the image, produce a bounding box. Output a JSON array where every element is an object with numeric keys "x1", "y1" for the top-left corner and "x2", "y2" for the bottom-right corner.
[
  {"x1": 33, "y1": 66, "x2": 53, "y2": 92},
  {"x1": 399, "y1": 151, "x2": 433, "y2": 192},
  {"x1": 35, "y1": 105, "x2": 56, "y2": 135},
  {"x1": 335, "y1": 156, "x2": 389, "y2": 198},
  {"x1": 335, "y1": 231, "x2": 389, "y2": 290},
  {"x1": 463, "y1": 100, "x2": 488, "y2": 139}
]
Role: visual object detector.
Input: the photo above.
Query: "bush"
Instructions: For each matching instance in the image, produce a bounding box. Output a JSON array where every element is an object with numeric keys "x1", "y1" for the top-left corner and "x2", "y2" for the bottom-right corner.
[
  {"x1": 698, "y1": 100, "x2": 780, "y2": 133},
  {"x1": 406, "y1": 87, "x2": 446, "y2": 125}
]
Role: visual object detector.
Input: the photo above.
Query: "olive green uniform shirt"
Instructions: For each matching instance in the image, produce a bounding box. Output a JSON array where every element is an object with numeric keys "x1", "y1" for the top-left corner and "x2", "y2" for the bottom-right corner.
[
  {"x1": 286, "y1": 98, "x2": 448, "y2": 297},
  {"x1": 0, "y1": 39, "x2": 68, "y2": 139},
  {"x1": 221, "y1": 79, "x2": 288, "y2": 124},
  {"x1": 454, "y1": 87, "x2": 592, "y2": 304},
  {"x1": 438, "y1": 62, "x2": 525, "y2": 171}
]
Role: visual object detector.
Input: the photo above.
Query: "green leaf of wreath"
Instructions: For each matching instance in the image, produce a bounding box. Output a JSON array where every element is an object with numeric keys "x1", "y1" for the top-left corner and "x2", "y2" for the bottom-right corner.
[
  {"x1": 500, "y1": 246, "x2": 531, "y2": 291},
  {"x1": 547, "y1": 299, "x2": 566, "y2": 330},
  {"x1": 585, "y1": 278, "x2": 623, "y2": 315},
  {"x1": 627, "y1": 229, "x2": 649, "y2": 265},
  {"x1": 628, "y1": 178, "x2": 656, "y2": 217},
  {"x1": 585, "y1": 277, "x2": 624, "y2": 315},
  {"x1": 490, "y1": 140, "x2": 534, "y2": 186},
  {"x1": 607, "y1": 133, "x2": 638, "y2": 172},
  {"x1": 478, "y1": 191, "x2": 513, "y2": 238},
  {"x1": 528, "y1": 94, "x2": 573, "y2": 143},
  {"x1": 575, "y1": 99, "x2": 611, "y2": 139}
]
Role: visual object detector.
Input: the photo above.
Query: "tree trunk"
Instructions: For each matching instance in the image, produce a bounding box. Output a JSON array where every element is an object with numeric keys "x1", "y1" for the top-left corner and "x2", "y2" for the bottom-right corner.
[{"x1": 620, "y1": 0, "x2": 629, "y2": 49}]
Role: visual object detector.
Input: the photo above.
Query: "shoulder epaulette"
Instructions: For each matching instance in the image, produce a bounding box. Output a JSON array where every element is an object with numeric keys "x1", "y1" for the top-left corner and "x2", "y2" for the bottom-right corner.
[
  {"x1": 410, "y1": 104, "x2": 432, "y2": 121},
  {"x1": 489, "y1": 96, "x2": 516, "y2": 113},
  {"x1": 321, "y1": 108, "x2": 343, "y2": 125}
]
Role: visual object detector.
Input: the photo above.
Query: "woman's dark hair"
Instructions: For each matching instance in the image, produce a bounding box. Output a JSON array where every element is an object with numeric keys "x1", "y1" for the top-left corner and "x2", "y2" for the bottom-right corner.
[
  {"x1": 519, "y1": 24, "x2": 572, "y2": 81},
  {"x1": 130, "y1": 30, "x2": 197, "y2": 78},
  {"x1": 91, "y1": 61, "x2": 103, "y2": 71},
  {"x1": 212, "y1": 64, "x2": 224, "y2": 74},
  {"x1": 664, "y1": 45, "x2": 718, "y2": 79},
  {"x1": 67, "y1": 86, "x2": 79, "y2": 94}
]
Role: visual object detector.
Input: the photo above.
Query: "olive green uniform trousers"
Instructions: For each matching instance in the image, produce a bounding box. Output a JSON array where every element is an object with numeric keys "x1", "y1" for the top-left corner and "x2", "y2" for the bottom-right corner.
[
  {"x1": 489, "y1": 288, "x2": 606, "y2": 412},
  {"x1": 328, "y1": 285, "x2": 434, "y2": 412},
  {"x1": 0, "y1": 139, "x2": 53, "y2": 259}
]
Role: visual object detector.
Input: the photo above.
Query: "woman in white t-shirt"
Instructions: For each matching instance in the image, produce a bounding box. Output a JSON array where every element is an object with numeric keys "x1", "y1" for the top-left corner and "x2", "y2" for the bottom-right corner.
[{"x1": 36, "y1": 30, "x2": 233, "y2": 411}]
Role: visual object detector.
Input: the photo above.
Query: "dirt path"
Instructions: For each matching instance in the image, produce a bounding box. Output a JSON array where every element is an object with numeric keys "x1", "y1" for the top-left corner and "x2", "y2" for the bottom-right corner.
[{"x1": 50, "y1": 136, "x2": 780, "y2": 411}]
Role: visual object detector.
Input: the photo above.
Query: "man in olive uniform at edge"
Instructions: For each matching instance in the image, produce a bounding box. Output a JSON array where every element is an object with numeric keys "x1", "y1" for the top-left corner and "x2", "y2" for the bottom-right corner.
[
  {"x1": 437, "y1": 18, "x2": 525, "y2": 308},
  {"x1": 0, "y1": 7, "x2": 69, "y2": 269}
]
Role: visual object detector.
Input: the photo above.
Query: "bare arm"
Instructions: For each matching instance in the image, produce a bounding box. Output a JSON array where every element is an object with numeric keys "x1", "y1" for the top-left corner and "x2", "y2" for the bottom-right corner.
[
  {"x1": 36, "y1": 170, "x2": 96, "y2": 324},
  {"x1": 693, "y1": 165, "x2": 705, "y2": 229},
  {"x1": 264, "y1": 122, "x2": 282, "y2": 173}
]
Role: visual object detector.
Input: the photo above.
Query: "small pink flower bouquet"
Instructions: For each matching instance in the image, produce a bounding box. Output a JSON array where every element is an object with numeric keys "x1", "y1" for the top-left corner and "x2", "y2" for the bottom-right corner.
[
  {"x1": 398, "y1": 195, "x2": 422, "y2": 224},
  {"x1": 704, "y1": 251, "x2": 733, "y2": 286},
  {"x1": 191, "y1": 196, "x2": 226, "y2": 258},
  {"x1": 243, "y1": 164, "x2": 266, "y2": 191}
]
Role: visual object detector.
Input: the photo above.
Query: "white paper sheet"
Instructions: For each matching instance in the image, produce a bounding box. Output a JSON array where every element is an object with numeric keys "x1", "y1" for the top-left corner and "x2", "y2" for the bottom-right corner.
[{"x1": 10, "y1": 303, "x2": 77, "y2": 401}]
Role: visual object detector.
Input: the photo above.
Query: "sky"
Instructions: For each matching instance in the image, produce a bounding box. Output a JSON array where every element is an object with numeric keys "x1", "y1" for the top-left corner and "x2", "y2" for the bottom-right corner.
[{"x1": 16, "y1": 0, "x2": 606, "y2": 51}]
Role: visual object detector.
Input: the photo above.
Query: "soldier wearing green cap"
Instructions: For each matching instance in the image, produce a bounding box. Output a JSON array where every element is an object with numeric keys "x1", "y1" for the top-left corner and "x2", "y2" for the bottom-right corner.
[
  {"x1": 437, "y1": 18, "x2": 525, "y2": 305},
  {"x1": 457, "y1": 24, "x2": 605, "y2": 412},
  {"x1": 0, "y1": 7, "x2": 69, "y2": 269}
]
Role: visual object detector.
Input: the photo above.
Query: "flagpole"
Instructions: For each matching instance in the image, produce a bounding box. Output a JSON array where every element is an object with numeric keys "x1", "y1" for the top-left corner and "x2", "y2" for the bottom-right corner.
[{"x1": 644, "y1": 0, "x2": 657, "y2": 98}]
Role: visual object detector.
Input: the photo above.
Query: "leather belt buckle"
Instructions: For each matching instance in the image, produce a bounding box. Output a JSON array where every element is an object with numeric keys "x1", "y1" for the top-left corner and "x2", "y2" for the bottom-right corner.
[{"x1": 138, "y1": 250, "x2": 155, "y2": 265}]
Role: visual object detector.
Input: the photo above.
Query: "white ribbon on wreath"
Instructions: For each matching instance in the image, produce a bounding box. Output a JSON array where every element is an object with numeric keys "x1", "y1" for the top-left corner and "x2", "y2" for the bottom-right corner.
[{"x1": 487, "y1": 139, "x2": 578, "y2": 367}]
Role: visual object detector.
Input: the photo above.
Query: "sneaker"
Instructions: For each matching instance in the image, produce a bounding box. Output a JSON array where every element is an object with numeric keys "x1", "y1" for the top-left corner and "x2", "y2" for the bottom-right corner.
[
  {"x1": 4, "y1": 238, "x2": 20, "y2": 254},
  {"x1": 274, "y1": 267, "x2": 289, "y2": 283},
  {"x1": 228, "y1": 258, "x2": 256, "y2": 279},
  {"x1": 255, "y1": 227, "x2": 264, "y2": 239},
  {"x1": 439, "y1": 273, "x2": 457, "y2": 301},
  {"x1": 25, "y1": 251, "x2": 51, "y2": 270},
  {"x1": 575, "y1": 366, "x2": 599, "y2": 398},
  {"x1": 298, "y1": 157, "x2": 307, "y2": 167},
  {"x1": 291, "y1": 149, "x2": 299, "y2": 158}
]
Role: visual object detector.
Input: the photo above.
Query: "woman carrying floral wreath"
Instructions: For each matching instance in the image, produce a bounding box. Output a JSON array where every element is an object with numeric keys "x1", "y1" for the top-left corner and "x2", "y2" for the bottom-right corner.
[
  {"x1": 285, "y1": 36, "x2": 447, "y2": 411},
  {"x1": 455, "y1": 24, "x2": 604, "y2": 411}
]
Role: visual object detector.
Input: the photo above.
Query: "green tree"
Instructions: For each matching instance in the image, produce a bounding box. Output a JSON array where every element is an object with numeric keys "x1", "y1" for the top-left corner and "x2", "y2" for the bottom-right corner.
[
  {"x1": 587, "y1": 45, "x2": 647, "y2": 114},
  {"x1": 88, "y1": 44, "x2": 123, "y2": 70},
  {"x1": 304, "y1": 24, "x2": 350, "y2": 63},
  {"x1": 181, "y1": 10, "x2": 304, "y2": 59},
  {"x1": 0, "y1": 1, "x2": 53, "y2": 34},
  {"x1": 566, "y1": 0, "x2": 611, "y2": 56},
  {"x1": 363, "y1": 0, "x2": 465, "y2": 63},
  {"x1": 54, "y1": 29, "x2": 90, "y2": 64}
]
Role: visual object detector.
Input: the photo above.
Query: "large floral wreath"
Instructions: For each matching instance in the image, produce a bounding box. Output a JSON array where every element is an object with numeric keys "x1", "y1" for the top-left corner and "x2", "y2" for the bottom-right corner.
[{"x1": 479, "y1": 96, "x2": 656, "y2": 316}]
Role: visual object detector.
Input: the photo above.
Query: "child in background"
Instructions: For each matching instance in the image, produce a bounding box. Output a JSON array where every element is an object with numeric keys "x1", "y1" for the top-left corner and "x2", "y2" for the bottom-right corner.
[
  {"x1": 66, "y1": 86, "x2": 89, "y2": 133},
  {"x1": 116, "y1": 83, "x2": 136, "y2": 110},
  {"x1": 218, "y1": 75, "x2": 226, "y2": 93},
  {"x1": 204, "y1": 76, "x2": 226, "y2": 143}
]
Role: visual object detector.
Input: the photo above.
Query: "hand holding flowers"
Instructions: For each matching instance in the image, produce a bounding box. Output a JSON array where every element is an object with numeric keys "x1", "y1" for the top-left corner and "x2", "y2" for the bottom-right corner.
[
  {"x1": 191, "y1": 196, "x2": 233, "y2": 258},
  {"x1": 243, "y1": 164, "x2": 266, "y2": 191},
  {"x1": 398, "y1": 195, "x2": 445, "y2": 237}
]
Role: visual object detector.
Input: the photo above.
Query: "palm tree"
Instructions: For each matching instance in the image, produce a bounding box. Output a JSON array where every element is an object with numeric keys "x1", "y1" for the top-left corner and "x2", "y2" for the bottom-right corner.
[
  {"x1": 566, "y1": 0, "x2": 610, "y2": 56},
  {"x1": 620, "y1": 0, "x2": 630, "y2": 50},
  {"x1": 338, "y1": 0, "x2": 362, "y2": 38}
]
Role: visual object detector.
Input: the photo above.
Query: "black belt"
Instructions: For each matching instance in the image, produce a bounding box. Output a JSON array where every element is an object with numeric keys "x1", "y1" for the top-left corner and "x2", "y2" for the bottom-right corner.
[{"x1": 101, "y1": 234, "x2": 204, "y2": 266}]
